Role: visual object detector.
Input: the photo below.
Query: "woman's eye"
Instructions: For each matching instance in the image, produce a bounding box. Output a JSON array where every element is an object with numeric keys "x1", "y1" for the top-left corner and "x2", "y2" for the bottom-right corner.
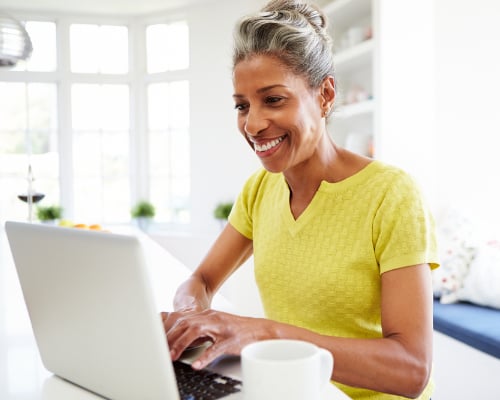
[
  {"x1": 265, "y1": 96, "x2": 284, "y2": 105},
  {"x1": 234, "y1": 103, "x2": 248, "y2": 112}
]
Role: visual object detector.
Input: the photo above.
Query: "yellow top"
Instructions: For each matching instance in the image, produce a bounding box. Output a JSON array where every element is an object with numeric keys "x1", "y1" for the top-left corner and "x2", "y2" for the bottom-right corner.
[{"x1": 229, "y1": 160, "x2": 439, "y2": 400}]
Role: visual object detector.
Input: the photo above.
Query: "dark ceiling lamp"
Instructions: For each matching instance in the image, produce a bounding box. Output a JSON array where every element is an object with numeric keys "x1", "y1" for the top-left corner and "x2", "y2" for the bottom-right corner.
[{"x1": 0, "y1": 12, "x2": 33, "y2": 67}]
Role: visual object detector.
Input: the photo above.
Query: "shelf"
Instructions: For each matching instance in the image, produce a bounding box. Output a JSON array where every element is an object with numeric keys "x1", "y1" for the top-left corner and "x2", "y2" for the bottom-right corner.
[
  {"x1": 334, "y1": 38, "x2": 373, "y2": 72},
  {"x1": 322, "y1": 0, "x2": 375, "y2": 151},
  {"x1": 323, "y1": 0, "x2": 372, "y2": 31},
  {"x1": 334, "y1": 99, "x2": 374, "y2": 119}
]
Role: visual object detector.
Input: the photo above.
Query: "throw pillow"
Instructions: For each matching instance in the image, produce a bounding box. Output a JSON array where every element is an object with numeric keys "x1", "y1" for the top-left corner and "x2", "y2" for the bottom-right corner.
[
  {"x1": 456, "y1": 240, "x2": 500, "y2": 309},
  {"x1": 431, "y1": 208, "x2": 478, "y2": 303}
]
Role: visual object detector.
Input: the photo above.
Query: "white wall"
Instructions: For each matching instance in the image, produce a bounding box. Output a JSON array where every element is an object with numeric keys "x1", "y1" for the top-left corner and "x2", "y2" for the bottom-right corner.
[
  {"x1": 434, "y1": 0, "x2": 500, "y2": 232},
  {"x1": 187, "y1": 0, "x2": 262, "y2": 238},
  {"x1": 375, "y1": 0, "x2": 437, "y2": 201}
]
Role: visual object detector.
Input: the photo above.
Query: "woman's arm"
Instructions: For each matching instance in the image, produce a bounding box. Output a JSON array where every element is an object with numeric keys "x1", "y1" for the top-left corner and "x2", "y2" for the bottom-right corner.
[
  {"x1": 176, "y1": 223, "x2": 252, "y2": 311},
  {"x1": 286, "y1": 263, "x2": 434, "y2": 399},
  {"x1": 161, "y1": 224, "x2": 252, "y2": 333},
  {"x1": 166, "y1": 263, "x2": 433, "y2": 399}
]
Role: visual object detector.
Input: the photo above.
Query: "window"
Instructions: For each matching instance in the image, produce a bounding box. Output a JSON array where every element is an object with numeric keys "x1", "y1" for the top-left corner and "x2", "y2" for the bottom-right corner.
[
  {"x1": 0, "y1": 82, "x2": 58, "y2": 222},
  {"x1": 13, "y1": 21, "x2": 56, "y2": 72},
  {"x1": 0, "y1": 16, "x2": 190, "y2": 227},
  {"x1": 72, "y1": 84, "x2": 130, "y2": 223},
  {"x1": 70, "y1": 24, "x2": 128, "y2": 74},
  {"x1": 146, "y1": 21, "x2": 189, "y2": 73},
  {"x1": 148, "y1": 81, "x2": 190, "y2": 223},
  {"x1": 0, "y1": 20, "x2": 58, "y2": 222},
  {"x1": 146, "y1": 20, "x2": 190, "y2": 224},
  {"x1": 0, "y1": 21, "x2": 60, "y2": 220}
]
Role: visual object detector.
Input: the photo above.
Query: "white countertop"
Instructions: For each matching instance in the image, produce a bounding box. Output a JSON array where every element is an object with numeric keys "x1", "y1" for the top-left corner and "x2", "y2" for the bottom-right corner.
[{"x1": 0, "y1": 224, "x2": 350, "y2": 400}]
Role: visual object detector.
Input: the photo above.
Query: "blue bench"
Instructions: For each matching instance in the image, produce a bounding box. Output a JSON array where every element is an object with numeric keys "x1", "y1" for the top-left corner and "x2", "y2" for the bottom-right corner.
[{"x1": 433, "y1": 299, "x2": 500, "y2": 359}]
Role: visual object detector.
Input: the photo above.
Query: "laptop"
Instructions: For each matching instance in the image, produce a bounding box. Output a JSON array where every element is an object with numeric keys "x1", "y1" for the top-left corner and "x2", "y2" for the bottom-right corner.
[{"x1": 5, "y1": 221, "x2": 243, "y2": 400}]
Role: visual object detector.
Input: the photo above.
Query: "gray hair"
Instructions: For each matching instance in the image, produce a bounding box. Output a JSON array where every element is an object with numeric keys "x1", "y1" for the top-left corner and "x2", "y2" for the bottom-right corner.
[{"x1": 232, "y1": 0, "x2": 335, "y2": 89}]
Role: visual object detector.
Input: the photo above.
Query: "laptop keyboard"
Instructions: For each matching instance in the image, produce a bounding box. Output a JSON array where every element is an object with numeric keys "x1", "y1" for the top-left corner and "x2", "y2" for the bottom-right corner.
[{"x1": 173, "y1": 360, "x2": 242, "y2": 400}]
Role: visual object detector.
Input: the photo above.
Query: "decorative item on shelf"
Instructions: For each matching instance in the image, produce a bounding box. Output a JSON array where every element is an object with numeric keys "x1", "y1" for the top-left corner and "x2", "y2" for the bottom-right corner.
[
  {"x1": 345, "y1": 85, "x2": 370, "y2": 105},
  {"x1": 338, "y1": 21, "x2": 372, "y2": 52},
  {"x1": 213, "y1": 201, "x2": 233, "y2": 229},
  {"x1": 131, "y1": 200, "x2": 155, "y2": 232},
  {"x1": 0, "y1": 12, "x2": 33, "y2": 67},
  {"x1": 17, "y1": 165, "x2": 45, "y2": 222},
  {"x1": 36, "y1": 205, "x2": 62, "y2": 224}
]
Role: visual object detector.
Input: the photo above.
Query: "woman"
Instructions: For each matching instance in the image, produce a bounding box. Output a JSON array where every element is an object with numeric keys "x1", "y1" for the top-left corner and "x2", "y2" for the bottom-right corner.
[{"x1": 162, "y1": 1, "x2": 439, "y2": 398}]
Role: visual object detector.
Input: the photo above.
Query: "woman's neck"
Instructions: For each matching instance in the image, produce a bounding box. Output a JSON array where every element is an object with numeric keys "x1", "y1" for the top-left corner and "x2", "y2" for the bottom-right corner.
[{"x1": 283, "y1": 136, "x2": 372, "y2": 219}]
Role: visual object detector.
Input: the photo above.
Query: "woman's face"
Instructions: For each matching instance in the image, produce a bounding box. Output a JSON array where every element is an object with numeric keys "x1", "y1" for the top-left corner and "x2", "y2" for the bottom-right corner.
[{"x1": 233, "y1": 54, "x2": 329, "y2": 174}]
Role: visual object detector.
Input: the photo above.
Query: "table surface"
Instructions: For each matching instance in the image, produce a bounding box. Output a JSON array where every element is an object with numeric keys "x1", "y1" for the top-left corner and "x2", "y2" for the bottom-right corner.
[{"x1": 0, "y1": 224, "x2": 350, "y2": 400}]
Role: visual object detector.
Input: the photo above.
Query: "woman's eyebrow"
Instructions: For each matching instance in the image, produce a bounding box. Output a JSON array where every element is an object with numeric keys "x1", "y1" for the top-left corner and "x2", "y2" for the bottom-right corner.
[{"x1": 233, "y1": 84, "x2": 288, "y2": 98}]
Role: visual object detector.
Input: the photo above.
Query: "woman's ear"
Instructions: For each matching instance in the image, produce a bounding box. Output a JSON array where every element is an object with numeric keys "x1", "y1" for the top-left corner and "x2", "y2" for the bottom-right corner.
[{"x1": 319, "y1": 76, "x2": 335, "y2": 117}]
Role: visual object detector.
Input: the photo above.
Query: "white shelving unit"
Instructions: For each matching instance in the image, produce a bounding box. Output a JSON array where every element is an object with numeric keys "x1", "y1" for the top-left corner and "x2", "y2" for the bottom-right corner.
[
  {"x1": 320, "y1": 0, "x2": 436, "y2": 190},
  {"x1": 323, "y1": 0, "x2": 374, "y2": 157}
]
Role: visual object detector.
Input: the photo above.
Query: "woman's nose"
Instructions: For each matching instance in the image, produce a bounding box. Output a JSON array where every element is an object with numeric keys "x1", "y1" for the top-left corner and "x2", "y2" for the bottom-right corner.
[{"x1": 244, "y1": 107, "x2": 268, "y2": 137}]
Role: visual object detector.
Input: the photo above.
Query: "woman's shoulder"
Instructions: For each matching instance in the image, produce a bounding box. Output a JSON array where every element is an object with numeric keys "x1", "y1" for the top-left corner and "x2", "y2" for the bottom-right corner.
[
  {"x1": 243, "y1": 168, "x2": 283, "y2": 191},
  {"x1": 365, "y1": 159, "x2": 417, "y2": 185}
]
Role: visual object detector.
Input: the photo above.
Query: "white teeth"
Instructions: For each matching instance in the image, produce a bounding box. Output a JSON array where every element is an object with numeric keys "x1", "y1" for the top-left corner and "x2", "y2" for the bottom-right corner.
[{"x1": 254, "y1": 136, "x2": 284, "y2": 152}]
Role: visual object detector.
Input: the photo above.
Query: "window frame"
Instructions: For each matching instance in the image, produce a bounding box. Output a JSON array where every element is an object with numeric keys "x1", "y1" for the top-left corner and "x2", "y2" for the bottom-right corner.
[{"x1": 0, "y1": 10, "x2": 191, "y2": 229}]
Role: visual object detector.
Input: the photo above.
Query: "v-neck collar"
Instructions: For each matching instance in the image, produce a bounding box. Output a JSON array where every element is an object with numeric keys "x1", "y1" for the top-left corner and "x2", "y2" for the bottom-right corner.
[{"x1": 278, "y1": 160, "x2": 379, "y2": 236}]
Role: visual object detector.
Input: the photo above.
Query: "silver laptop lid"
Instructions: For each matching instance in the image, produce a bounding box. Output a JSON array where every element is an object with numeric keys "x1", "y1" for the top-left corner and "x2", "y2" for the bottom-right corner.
[{"x1": 5, "y1": 221, "x2": 180, "y2": 400}]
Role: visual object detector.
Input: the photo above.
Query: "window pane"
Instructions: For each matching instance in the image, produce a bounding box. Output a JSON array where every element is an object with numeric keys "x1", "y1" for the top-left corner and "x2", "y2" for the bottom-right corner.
[
  {"x1": 147, "y1": 24, "x2": 168, "y2": 74},
  {"x1": 70, "y1": 24, "x2": 128, "y2": 74},
  {"x1": 13, "y1": 21, "x2": 57, "y2": 72},
  {"x1": 149, "y1": 132, "x2": 169, "y2": 174},
  {"x1": 72, "y1": 84, "x2": 129, "y2": 130},
  {"x1": 28, "y1": 83, "x2": 58, "y2": 154},
  {"x1": 73, "y1": 131, "x2": 102, "y2": 177},
  {"x1": 0, "y1": 83, "x2": 26, "y2": 132},
  {"x1": 166, "y1": 22, "x2": 189, "y2": 71},
  {"x1": 148, "y1": 82, "x2": 169, "y2": 129},
  {"x1": 70, "y1": 24, "x2": 99, "y2": 73},
  {"x1": 102, "y1": 132, "x2": 128, "y2": 177},
  {"x1": 101, "y1": 85, "x2": 129, "y2": 130},
  {"x1": 170, "y1": 129, "x2": 190, "y2": 175},
  {"x1": 73, "y1": 177, "x2": 102, "y2": 222},
  {"x1": 167, "y1": 80, "x2": 189, "y2": 129},
  {"x1": 148, "y1": 81, "x2": 189, "y2": 223},
  {"x1": 72, "y1": 84, "x2": 100, "y2": 129},
  {"x1": 0, "y1": 82, "x2": 59, "y2": 222},
  {"x1": 148, "y1": 80, "x2": 189, "y2": 130},
  {"x1": 102, "y1": 178, "x2": 129, "y2": 221},
  {"x1": 147, "y1": 21, "x2": 189, "y2": 73},
  {"x1": 0, "y1": 83, "x2": 57, "y2": 153},
  {"x1": 26, "y1": 21, "x2": 57, "y2": 72},
  {"x1": 100, "y1": 25, "x2": 128, "y2": 74},
  {"x1": 71, "y1": 84, "x2": 130, "y2": 223},
  {"x1": 73, "y1": 130, "x2": 130, "y2": 223}
]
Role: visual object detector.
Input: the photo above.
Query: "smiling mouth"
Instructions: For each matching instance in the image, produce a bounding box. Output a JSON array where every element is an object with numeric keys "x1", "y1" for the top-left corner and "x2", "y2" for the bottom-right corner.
[{"x1": 253, "y1": 135, "x2": 286, "y2": 153}]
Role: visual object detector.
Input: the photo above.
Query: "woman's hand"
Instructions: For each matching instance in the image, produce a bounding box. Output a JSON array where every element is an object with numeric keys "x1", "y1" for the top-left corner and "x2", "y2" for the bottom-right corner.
[{"x1": 164, "y1": 309, "x2": 277, "y2": 370}]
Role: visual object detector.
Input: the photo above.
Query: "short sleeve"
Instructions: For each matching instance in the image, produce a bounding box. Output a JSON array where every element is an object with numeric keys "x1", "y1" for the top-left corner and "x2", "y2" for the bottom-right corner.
[
  {"x1": 373, "y1": 171, "x2": 439, "y2": 274},
  {"x1": 228, "y1": 169, "x2": 267, "y2": 240}
]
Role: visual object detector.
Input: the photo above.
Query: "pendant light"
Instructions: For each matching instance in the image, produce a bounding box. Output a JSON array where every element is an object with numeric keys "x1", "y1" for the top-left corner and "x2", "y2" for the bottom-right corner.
[{"x1": 0, "y1": 12, "x2": 33, "y2": 67}]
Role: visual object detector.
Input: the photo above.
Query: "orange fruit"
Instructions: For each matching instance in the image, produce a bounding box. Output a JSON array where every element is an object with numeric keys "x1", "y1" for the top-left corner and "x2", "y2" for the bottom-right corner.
[{"x1": 73, "y1": 223, "x2": 88, "y2": 229}]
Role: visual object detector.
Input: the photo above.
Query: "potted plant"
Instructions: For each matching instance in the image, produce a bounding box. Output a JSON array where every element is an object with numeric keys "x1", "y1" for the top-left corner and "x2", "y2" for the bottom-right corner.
[
  {"x1": 36, "y1": 205, "x2": 63, "y2": 223},
  {"x1": 131, "y1": 200, "x2": 155, "y2": 231},
  {"x1": 213, "y1": 201, "x2": 233, "y2": 229}
]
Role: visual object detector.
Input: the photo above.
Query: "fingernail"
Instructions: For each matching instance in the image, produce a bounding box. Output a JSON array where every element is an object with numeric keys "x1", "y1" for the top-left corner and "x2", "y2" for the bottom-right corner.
[{"x1": 192, "y1": 360, "x2": 201, "y2": 370}]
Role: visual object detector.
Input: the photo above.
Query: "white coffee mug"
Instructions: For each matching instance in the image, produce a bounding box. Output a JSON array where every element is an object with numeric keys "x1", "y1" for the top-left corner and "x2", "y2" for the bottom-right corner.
[{"x1": 241, "y1": 339, "x2": 334, "y2": 400}]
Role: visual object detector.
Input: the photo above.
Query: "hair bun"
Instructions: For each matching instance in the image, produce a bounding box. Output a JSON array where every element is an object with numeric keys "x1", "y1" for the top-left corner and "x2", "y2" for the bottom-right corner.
[{"x1": 261, "y1": 0, "x2": 328, "y2": 30}]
